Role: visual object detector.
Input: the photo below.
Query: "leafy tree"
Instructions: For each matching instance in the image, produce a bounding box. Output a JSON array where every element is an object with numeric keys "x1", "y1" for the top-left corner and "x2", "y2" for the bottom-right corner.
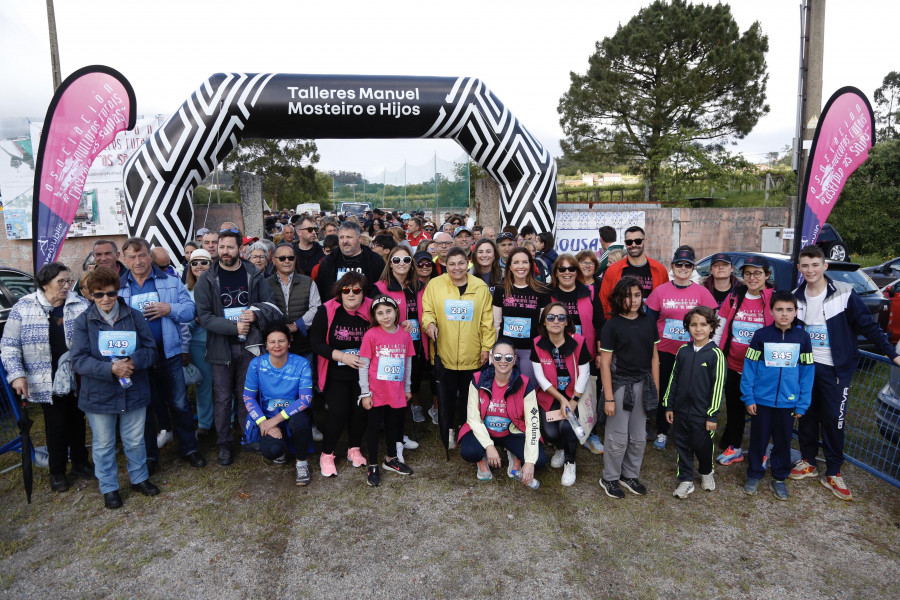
[
  {"x1": 223, "y1": 139, "x2": 322, "y2": 210},
  {"x1": 558, "y1": 0, "x2": 769, "y2": 201},
  {"x1": 874, "y1": 71, "x2": 900, "y2": 141}
]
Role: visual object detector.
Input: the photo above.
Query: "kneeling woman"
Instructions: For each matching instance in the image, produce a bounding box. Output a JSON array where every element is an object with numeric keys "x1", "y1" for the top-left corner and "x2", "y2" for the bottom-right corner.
[
  {"x1": 243, "y1": 324, "x2": 314, "y2": 486},
  {"x1": 458, "y1": 339, "x2": 547, "y2": 487},
  {"x1": 531, "y1": 302, "x2": 592, "y2": 486}
]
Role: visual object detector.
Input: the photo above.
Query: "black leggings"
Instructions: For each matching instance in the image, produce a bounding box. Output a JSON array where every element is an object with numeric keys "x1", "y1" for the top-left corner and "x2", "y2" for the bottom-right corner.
[
  {"x1": 366, "y1": 405, "x2": 405, "y2": 464},
  {"x1": 718, "y1": 369, "x2": 747, "y2": 451},
  {"x1": 540, "y1": 400, "x2": 579, "y2": 463},
  {"x1": 322, "y1": 378, "x2": 367, "y2": 455},
  {"x1": 440, "y1": 368, "x2": 476, "y2": 429},
  {"x1": 41, "y1": 393, "x2": 88, "y2": 476},
  {"x1": 655, "y1": 351, "x2": 677, "y2": 436}
]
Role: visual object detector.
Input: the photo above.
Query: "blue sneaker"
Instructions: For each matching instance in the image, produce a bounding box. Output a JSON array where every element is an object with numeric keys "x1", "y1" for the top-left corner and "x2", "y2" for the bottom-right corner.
[
  {"x1": 585, "y1": 434, "x2": 604, "y2": 455},
  {"x1": 743, "y1": 478, "x2": 760, "y2": 496},
  {"x1": 771, "y1": 479, "x2": 789, "y2": 501},
  {"x1": 653, "y1": 434, "x2": 667, "y2": 450},
  {"x1": 716, "y1": 446, "x2": 744, "y2": 465}
]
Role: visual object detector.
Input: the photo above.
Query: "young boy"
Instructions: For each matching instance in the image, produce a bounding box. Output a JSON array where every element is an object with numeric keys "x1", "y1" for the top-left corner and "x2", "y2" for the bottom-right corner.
[
  {"x1": 740, "y1": 291, "x2": 814, "y2": 500},
  {"x1": 663, "y1": 306, "x2": 726, "y2": 498}
]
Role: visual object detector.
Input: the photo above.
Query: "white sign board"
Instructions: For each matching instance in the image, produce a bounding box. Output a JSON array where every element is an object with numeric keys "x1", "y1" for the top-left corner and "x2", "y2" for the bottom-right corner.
[
  {"x1": 555, "y1": 210, "x2": 646, "y2": 254},
  {"x1": 782, "y1": 228, "x2": 794, "y2": 240}
]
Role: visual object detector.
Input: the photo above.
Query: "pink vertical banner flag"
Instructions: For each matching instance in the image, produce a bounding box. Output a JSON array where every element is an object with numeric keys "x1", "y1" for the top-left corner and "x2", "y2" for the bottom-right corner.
[
  {"x1": 32, "y1": 65, "x2": 135, "y2": 272},
  {"x1": 797, "y1": 87, "x2": 874, "y2": 251}
]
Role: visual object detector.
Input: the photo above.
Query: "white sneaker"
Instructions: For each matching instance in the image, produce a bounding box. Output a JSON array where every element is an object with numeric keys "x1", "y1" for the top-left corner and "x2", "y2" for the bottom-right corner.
[
  {"x1": 550, "y1": 449, "x2": 566, "y2": 469},
  {"x1": 673, "y1": 481, "x2": 695, "y2": 499},
  {"x1": 561, "y1": 463, "x2": 577, "y2": 487},
  {"x1": 395, "y1": 442, "x2": 405, "y2": 464},
  {"x1": 700, "y1": 471, "x2": 716, "y2": 491},
  {"x1": 428, "y1": 407, "x2": 439, "y2": 425},
  {"x1": 402, "y1": 435, "x2": 419, "y2": 450},
  {"x1": 448, "y1": 428, "x2": 456, "y2": 450},
  {"x1": 311, "y1": 425, "x2": 323, "y2": 442},
  {"x1": 411, "y1": 406, "x2": 426, "y2": 423},
  {"x1": 156, "y1": 430, "x2": 173, "y2": 448}
]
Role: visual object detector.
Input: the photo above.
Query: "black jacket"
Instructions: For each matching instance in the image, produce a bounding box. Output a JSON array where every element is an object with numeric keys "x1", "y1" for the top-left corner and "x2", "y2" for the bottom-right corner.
[
  {"x1": 294, "y1": 243, "x2": 325, "y2": 277},
  {"x1": 315, "y1": 246, "x2": 385, "y2": 299},
  {"x1": 662, "y1": 341, "x2": 726, "y2": 423}
]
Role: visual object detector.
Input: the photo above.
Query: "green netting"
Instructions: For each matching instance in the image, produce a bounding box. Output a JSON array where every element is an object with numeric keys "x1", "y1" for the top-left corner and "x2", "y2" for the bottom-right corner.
[{"x1": 331, "y1": 153, "x2": 470, "y2": 214}]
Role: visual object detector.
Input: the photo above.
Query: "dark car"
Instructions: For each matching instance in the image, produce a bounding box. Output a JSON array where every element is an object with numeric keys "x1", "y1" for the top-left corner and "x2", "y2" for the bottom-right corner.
[
  {"x1": 873, "y1": 340, "x2": 900, "y2": 446},
  {"x1": 816, "y1": 223, "x2": 851, "y2": 262},
  {"x1": 696, "y1": 252, "x2": 890, "y2": 350},
  {"x1": 863, "y1": 257, "x2": 900, "y2": 288},
  {"x1": 0, "y1": 267, "x2": 36, "y2": 338}
]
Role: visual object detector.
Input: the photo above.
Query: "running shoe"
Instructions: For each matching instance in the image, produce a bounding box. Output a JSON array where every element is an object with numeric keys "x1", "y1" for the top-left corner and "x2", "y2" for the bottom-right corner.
[
  {"x1": 311, "y1": 425, "x2": 324, "y2": 442},
  {"x1": 599, "y1": 478, "x2": 625, "y2": 499},
  {"x1": 550, "y1": 449, "x2": 566, "y2": 469},
  {"x1": 673, "y1": 481, "x2": 694, "y2": 499},
  {"x1": 789, "y1": 459, "x2": 817, "y2": 480},
  {"x1": 366, "y1": 465, "x2": 381, "y2": 487},
  {"x1": 428, "y1": 407, "x2": 439, "y2": 425},
  {"x1": 295, "y1": 462, "x2": 311, "y2": 486},
  {"x1": 585, "y1": 434, "x2": 605, "y2": 455},
  {"x1": 476, "y1": 459, "x2": 493, "y2": 481},
  {"x1": 561, "y1": 463, "x2": 576, "y2": 487},
  {"x1": 319, "y1": 452, "x2": 337, "y2": 477},
  {"x1": 273, "y1": 453, "x2": 287, "y2": 465},
  {"x1": 448, "y1": 428, "x2": 457, "y2": 450},
  {"x1": 821, "y1": 473, "x2": 852, "y2": 500},
  {"x1": 506, "y1": 450, "x2": 522, "y2": 479},
  {"x1": 620, "y1": 477, "x2": 647, "y2": 496},
  {"x1": 156, "y1": 429, "x2": 173, "y2": 448},
  {"x1": 653, "y1": 434, "x2": 667, "y2": 451},
  {"x1": 411, "y1": 406, "x2": 426, "y2": 423},
  {"x1": 383, "y1": 457, "x2": 413, "y2": 475},
  {"x1": 743, "y1": 478, "x2": 760, "y2": 496},
  {"x1": 347, "y1": 447, "x2": 366, "y2": 468},
  {"x1": 716, "y1": 446, "x2": 744, "y2": 466},
  {"x1": 700, "y1": 471, "x2": 716, "y2": 491},
  {"x1": 402, "y1": 435, "x2": 419, "y2": 450},
  {"x1": 771, "y1": 479, "x2": 789, "y2": 500}
]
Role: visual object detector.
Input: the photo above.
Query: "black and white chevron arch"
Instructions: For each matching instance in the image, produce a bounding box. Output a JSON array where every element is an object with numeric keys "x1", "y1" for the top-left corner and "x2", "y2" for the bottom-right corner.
[{"x1": 123, "y1": 74, "x2": 557, "y2": 256}]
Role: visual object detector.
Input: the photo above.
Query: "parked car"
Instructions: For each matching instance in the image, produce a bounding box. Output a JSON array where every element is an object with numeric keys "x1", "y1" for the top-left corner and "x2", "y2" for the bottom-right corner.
[
  {"x1": 0, "y1": 267, "x2": 36, "y2": 338},
  {"x1": 816, "y1": 223, "x2": 851, "y2": 262},
  {"x1": 696, "y1": 252, "x2": 890, "y2": 350},
  {"x1": 883, "y1": 279, "x2": 900, "y2": 344},
  {"x1": 863, "y1": 257, "x2": 900, "y2": 288},
  {"x1": 874, "y1": 339, "x2": 900, "y2": 445}
]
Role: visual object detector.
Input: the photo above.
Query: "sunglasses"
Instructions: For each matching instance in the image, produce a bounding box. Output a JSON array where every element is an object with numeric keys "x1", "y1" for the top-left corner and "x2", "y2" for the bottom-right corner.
[
  {"x1": 492, "y1": 353, "x2": 515, "y2": 363},
  {"x1": 275, "y1": 255, "x2": 295, "y2": 262},
  {"x1": 624, "y1": 238, "x2": 644, "y2": 246},
  {"x1": 219, "y1": 228, "x2": 240, "y2": 234},
  {"x1": 545, "y1": 313, "x2": 568, "y2": 323},
  {"x1": 299, "y1": 227, "x2": 317, "y2": 233},
  {"x1": 341, "y1": 286, "x2": 363, "y2": 295},
  {"x1": 672, "y1": 262, "x2": 693, "y2": 269},
  {"x1": 417, "y1": 261, "x2": 433, "y2": 269},
  {"x1": 556, "y1": 266, "x2": 579, "y2": 273},
  {"x1": 424, "y1": 227, "x2": 435, "y2": 231},
  {"x1": 190, "y1": 260, "x2": 210, "y2": 267},
  {"x1": 91, "y1": 290, "x2": 118, "y2": 299},
  {"x1": 391, "y1": 256, "x2": 413, "y2": 265}
]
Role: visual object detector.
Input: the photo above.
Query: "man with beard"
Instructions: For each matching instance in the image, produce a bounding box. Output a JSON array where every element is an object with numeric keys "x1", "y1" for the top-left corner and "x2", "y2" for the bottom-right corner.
[
  {"x1": 599, "y1": 226, "x2": 668, "y2": 315},
  {"x1": 293, "y1": 216, "x2": 325, "y2": 276},
  {"x1": 314, "y1": 220, "x2": 385, "y2": 298}
]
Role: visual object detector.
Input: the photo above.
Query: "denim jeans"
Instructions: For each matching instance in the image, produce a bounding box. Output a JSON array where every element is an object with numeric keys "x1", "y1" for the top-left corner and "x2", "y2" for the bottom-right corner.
[
  {"x1": 190, "y1": 339, "x2": 214, "y2": 430},
  {"x1": 87, "y1": 408, "x2": 149, "y2": 494},
  {"x1": 144, "y1": 353, "x2": 199, "y2": 462}
]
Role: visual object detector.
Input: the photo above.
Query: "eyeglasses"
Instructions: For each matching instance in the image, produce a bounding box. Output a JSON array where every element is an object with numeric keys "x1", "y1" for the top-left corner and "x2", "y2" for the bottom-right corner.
[
  {"x1": 299, "y1": 227, "x2": 317, "y2": 233},
  {"x1": 341, "y1": 286, "x2": 363, "y2": 295},
  {"x1": 275, "y1": 255, "x2": 295, "y2": 262},
  {"x1": 672, "y1": 262, "x2": 693, "y2": 269},
  {"x1": 624, "y1": 238, "x2": 644, "y2": 246},
  {"x1": 743, "y1": 270, "x2": 766, "y2": 279},
  {"x1": 417, "y1": 261, "x2": 433, "y2": 269},
  {"x1": 91, "y1": 290, "x2": 118, "y2": 299},
  {"x1": 492, "y1": 353, "x2": 515, "y2": 363},
  {"x1": 190, "y1": 260, "x2": 210, "y2": 267},
  {"x1": 423, "y1": 227, "x2": 435, "y2": 231},
  {"x1": 391, "y1": 256, "x2": 412, "y2": 265},
  {"x1": 557, "y1": 266, "x2": 578, "y2": 273},
  {"x1": 55, "y1": 278, "x2": 75, "y2": 286},
  {"x1": 219, "y1": 228, "x2": 240, "y2": 234},
  {"x1": 579, "y1": 261, "x2": 595, "y2": 267},
  {"x1": 545, "y1": 313, "x2": 568, "y2": 323}
]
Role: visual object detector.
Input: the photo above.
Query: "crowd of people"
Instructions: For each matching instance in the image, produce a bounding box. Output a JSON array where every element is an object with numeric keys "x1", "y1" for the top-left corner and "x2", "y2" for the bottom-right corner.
[{"x1": 2, "y1": 205, "x2": 899, "y2": 509}]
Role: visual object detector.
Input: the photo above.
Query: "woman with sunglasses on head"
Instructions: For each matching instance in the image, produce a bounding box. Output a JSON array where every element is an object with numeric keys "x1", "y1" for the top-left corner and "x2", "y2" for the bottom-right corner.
[
  {"x1": 373, "y1": 246, "x2": 425, "y2": 447},
  {"x1": 530, "y1": 302, "x2": 592, "y2": 486},
  {"x1": 310, "y1": 272, "x2": 374, "y2": 478},
  {"x1": 69, "y1": 267, "x2": 160, "y2": 509},
  {"x1": 184, "y1": 249, "x2": 215, "y2": 435},
  {"x1": 492, "y1": 247, "x2": 550, "y2": 382},
  {"x1": 458, "y1": 338, "x2": 547, "y2": 486},
  {"x1": 711, "y1": 256, "x2": 774, "y2": 467},
  {"x1": 1, "y1": 262, "x2": 91, "y2": 494},
  {"x1": 644, "y1": 247, "x2": 717, "y2": 451},
  {"x1": 470, "y1": 238, "x2": 503, "y2": 296}
]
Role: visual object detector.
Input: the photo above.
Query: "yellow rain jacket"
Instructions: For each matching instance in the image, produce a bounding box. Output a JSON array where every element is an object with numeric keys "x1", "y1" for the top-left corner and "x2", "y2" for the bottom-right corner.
[{"x1": 421, "y1": 273, "x2": 495, "y2": 370}]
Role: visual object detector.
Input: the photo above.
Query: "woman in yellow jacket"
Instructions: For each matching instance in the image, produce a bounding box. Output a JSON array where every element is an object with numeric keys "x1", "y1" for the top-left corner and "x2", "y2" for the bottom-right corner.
[{"x1": 423, "y1": 247, "x2": 496, "y2": 446}]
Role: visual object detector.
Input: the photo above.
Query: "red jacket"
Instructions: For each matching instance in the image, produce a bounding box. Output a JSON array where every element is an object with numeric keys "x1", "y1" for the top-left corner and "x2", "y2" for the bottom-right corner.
[{"x1": 599, "y1": 256, "x2": 669, "y2": 316}]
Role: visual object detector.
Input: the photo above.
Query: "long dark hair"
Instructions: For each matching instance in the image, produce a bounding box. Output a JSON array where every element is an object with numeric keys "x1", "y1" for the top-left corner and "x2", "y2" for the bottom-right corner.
[
  {"x1": 503, "y1": 247, "x2": 548, "y2": 296},
  {"x1": 378, "y1": 246, "x2": 418, "y2": 292},
  {"x1": 608, "y1": 276, "x2": 644, "y2": 317},
  {"x1": 538, "y1": 301, "x2": 575, "y2": 338},
  {"x1": 471, "y1": 238, "x2": 502, "y2": 286}
]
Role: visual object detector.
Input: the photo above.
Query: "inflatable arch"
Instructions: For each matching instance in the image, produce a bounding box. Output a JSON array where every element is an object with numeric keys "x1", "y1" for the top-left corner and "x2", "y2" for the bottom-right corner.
[{"x1": 123, "y1": 74, "x2": 557, "y2": 255}]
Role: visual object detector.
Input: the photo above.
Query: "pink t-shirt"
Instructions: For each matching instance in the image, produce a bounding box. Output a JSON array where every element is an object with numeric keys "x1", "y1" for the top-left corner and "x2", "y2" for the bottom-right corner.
[
  {"x1": 646, "y1": 282, "x2": 717, "y2": 355},
  {"x1": 484, "y1": 382, "x2": 511, "y2": 438},
  {"x1": 360, "y1": 326, "x2": 415, "y2": 409},
  {"x1": 719, "y1": 295, "x2": 767, "y2": 372}
]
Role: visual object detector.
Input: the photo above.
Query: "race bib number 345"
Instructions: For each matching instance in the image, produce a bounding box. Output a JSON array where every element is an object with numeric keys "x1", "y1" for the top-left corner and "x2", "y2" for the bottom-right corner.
[{"x1": 763, "y1": 342, "x2": 800, "y2": 368}]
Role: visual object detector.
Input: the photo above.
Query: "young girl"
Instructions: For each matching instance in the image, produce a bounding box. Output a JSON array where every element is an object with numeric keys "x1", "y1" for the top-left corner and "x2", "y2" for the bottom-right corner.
[
  {"x1": 598, "y1": 276, "x2": 660, "y2": 499},
  {"x1": 358, "y1": 296, "x2": 415, "y2": 487}
]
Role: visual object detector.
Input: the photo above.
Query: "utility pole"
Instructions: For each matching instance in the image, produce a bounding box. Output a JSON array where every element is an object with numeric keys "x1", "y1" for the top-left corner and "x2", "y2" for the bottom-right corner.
[{"x1": 46, "y1": 0, "x2": 62, "y2": 90}]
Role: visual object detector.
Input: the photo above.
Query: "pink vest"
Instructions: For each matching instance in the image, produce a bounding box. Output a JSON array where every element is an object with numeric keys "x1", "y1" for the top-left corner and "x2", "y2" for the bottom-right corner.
[
  {"x1": 316, "y1": 297, "x2": 373, "y2": 392},
  {"x1": 551, "y1": 290, "x2": 597, "y2": 359},
  {"x1": 458, "y1": 372, "x2": 531, "y2": 441},
  {"x1": 532, "y1": 334, "x2": 586, "y2": 411}
]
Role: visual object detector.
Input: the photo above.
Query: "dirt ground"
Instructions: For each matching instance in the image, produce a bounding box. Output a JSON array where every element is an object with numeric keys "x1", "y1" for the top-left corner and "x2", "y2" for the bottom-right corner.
[{"x1": 1, "y1": 410, "x2": 899, "y2": 600}]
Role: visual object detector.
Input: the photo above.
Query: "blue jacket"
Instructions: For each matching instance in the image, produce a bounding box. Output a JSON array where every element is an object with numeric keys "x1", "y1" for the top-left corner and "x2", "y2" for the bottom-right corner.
[
  {"x1": 119, "y1": 265, "x2": 195, "y2": 359},
  {"x1": 70, "y1": 299, "x2": 158, "y2": 414},
  {"x1": 793, "y1": 276, "x2": 898, "y2": 379},
  {"x1": 741, "y1": 324, "x2": 814, "y2": 414}
]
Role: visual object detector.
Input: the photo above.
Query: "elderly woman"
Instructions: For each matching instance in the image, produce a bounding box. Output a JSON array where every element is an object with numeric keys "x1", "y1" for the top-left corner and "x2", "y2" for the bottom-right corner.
[
  {"x1": 70, "y1": 267, "x2": 159, "y2": 509},
  {"x1": 184, "y1": 249, "x2": 214, "y2": 435},
  {"x1": 1, "y1": 262, "x2": 91, "y2": 493},
  {"x1": 575, "y1": 250, "x2": 602, "y2": 289},
  {"x1": 247, "y1": 242, "x2": 273, "y2": 278}
]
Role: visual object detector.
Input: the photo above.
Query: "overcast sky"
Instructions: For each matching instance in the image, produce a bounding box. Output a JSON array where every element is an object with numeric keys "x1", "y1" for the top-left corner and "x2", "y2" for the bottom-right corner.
[{"x1": 1, "y1": 0, "x2": 896, "y2": 177}]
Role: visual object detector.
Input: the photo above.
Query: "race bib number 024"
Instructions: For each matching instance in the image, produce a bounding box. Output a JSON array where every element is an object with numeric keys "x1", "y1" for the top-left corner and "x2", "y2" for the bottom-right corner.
[
  {"x1": 98, "y1": 331, "x2": 137, "y2": 357},
  {"x1": 663, "y1": 318, "x2": 690, "y2": 342}
]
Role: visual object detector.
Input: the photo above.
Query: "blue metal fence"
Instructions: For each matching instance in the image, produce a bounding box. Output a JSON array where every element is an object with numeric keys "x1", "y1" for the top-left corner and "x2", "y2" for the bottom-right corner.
[
  {"x1": 0, "y1": 362, "x2": 25, "y2": 457},
  {"x1": 844, "y1": 350, "x2": 900, "y2": 488}
]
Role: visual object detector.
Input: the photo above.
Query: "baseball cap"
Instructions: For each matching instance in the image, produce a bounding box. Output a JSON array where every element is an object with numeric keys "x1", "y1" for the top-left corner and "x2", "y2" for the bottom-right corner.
[
  {"x1": 741, "y1": 255, "x2": 770, "y2": 271},
  {"x1": 709, "y1": 252, "x2": 732, "y2": 265},
  {"x1": 242, "y1": 236, "x2": 259, "y2": 245},
  {"x1": 496, "y1": 232, "x2": 515, "y2": 242},
  {"x1": 189, "y1": 249, "x2": 212, "y2": 261},
  {"x1": 196, "y1": 227, "x2": 210, "y2": 237},
  {"x1": 454, "y1": 226, "x2": 472, "y2": 237},
  {"x1": 413, "y1": 251, "x2": 434, "y2": 265},
  {"x1": 671, "y1": 248, "x2": 695, "y2": 265}
]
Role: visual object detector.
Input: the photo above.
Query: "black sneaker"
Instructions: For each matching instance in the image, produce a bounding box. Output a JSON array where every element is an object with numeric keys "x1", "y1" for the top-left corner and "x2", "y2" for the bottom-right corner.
[
  {"x1": 383, "y1": 457, "x2": 413, "y2": 476},
  {"x1": 367, "y1": 465, "x2": 381, "y2": 487},
  {"x1": 620, "y1": 477, "x2": 647, "y2": 496},
  {"x1": 599, "y1": 478, "x2": 625, "y2": 499},
  {"x1": 217, "y1": 447, "x2": 233, "y2": 466}
]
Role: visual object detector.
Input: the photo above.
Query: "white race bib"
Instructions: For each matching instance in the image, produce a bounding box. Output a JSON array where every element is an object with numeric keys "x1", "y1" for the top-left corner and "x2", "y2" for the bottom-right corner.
[
  {"x1": 376, "y1": 356, "x2": 405, "y2": 381},
  {"x1": 337, "y1": 348, "x2": 359, "y2": 367},
  {"x1": 130, "y1": 292, "x2": 159, "y2": 311},
  {"x1": 98, "y1": 331, "x2": 136, "y2": 357},
  {"x1": 502, "y1": 316, "x2": 531, "y2": 338},
  {"x1": 763, "y1": 342, "x2": 800, "y2": 368},
  {"x1": 732, "y1": 320, "x2": 763, "y2": 345},
  {"x1": 445, "y1": 299, "x2": 474, "y2": 322},
  {"x1": 663, "y1": 318, "x2": 690, "y2": 342},
  {"x1": 805, "y1": 324, "x2": 830, "y2": 348}
]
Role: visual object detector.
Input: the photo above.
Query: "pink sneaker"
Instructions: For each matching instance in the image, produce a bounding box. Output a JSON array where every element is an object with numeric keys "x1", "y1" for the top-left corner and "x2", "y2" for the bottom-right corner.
[
  {"x1": 347, "y1": 447, "x2": 366, "y2": 468},
  {"x1": 319, "y1": 452, "x2": 337, "y2": 477}
]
